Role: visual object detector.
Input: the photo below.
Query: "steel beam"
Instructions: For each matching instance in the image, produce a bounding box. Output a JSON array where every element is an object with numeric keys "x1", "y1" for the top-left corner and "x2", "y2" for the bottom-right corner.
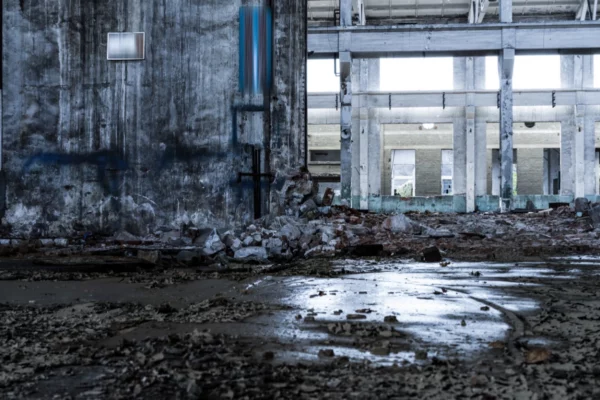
[
  {"x1": 307, "y1": 90, "x2": 600, "y2": 109},
  {"x1": 308, "y1": 22, "x2": 600, "y2": 57}
]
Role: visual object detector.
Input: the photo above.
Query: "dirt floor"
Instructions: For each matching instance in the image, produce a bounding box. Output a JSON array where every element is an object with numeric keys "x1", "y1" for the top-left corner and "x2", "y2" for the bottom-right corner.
[{"x1": 1, "y1": 209, "x2": 600, "y2": 399}]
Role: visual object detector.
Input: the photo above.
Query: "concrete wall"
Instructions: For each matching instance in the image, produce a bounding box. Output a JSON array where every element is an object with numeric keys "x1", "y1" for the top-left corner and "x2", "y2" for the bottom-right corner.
[
  {"x1": 415, "y1": 149, "x2": 442, "y2": 196},
  {"x1": 1, "y1": 0, "x2": 306, "y2": 236}
]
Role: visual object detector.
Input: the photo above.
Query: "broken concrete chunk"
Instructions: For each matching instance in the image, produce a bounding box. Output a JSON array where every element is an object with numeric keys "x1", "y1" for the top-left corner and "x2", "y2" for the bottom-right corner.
[
  {"x1": 574, "y1": 197, "x2": 590, "y2": 213},
  {"x1": 346, "y1": 314, "x2": 367, "y2": 320},
  {"x1": 322, "y1": 188, "x2": 335, "y2": 206},
  {"x1": 318, "y1": 349, "x2": 335, "y2": 358},
  {"x1": 234, "y1": 246, "x2": 268, "y2": 260},
  {"x1": 422, "y1": 246, "x2": 442, "y2": 262},
  {"x1": 138, "y1": 250, "x2": 161, "y2": 265},
  {"x1": 590, "y1": 204, "x2": 600, "y2": 228},
  {"x1": 427, "y1": 229, "x2": 455, "y2": 239},
  {"x1": 382, "y1": 214, "x2": 414, "y2": 234},
  {"x1": 194, "y1": 229, "x2": 225, "y2": 256},
  {"x1": 54, "y1": 238, "x2": 69, "y2": 247},
  {"x1": 280, "y1": 223, "x2": 302, "y2": 241}
]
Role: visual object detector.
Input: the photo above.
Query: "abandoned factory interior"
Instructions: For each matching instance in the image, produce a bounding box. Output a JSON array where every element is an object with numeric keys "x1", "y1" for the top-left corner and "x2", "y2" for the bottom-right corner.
[{"x1": 3, "y1": 0, "x2": 600, "y2": 399}]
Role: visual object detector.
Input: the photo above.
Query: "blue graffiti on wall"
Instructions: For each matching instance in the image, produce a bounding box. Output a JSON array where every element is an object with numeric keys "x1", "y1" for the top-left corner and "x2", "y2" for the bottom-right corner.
[{"x1": 23, "y1": 151, "x2": 129, "y2": 196}]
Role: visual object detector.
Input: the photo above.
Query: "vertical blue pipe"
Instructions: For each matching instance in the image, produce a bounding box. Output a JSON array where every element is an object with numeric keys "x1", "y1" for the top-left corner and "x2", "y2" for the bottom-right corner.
[{"x1": 252, "y1": 7, "x2": 260, "y2": 95}]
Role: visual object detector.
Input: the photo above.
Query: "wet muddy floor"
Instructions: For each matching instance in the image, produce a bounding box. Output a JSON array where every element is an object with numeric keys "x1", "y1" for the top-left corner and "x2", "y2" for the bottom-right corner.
[{"x1": 1, "y1": 256, "x2": 600, "y2": 399}]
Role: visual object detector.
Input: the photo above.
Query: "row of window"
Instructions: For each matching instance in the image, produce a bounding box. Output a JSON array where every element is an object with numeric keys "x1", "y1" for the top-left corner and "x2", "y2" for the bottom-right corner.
[{"x1": 308, "y1": 55, "x2": 600, "y2": 93}]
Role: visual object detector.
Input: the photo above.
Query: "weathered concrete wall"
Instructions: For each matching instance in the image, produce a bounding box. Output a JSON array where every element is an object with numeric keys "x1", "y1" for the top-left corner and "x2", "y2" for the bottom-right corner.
[
  {"x1": 516, "y1": 148, "x2": 544, "y2": 195},
  {"x1": 415, "y1": 150, "x2": 442, "y2": 197},
  {"x1": 2, "y1": 0, "x2": 306, "y2": 237}
]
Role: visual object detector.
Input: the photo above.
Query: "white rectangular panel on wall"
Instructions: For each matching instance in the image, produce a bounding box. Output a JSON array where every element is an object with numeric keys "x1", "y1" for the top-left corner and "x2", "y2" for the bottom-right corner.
[{"x1": 107, "y1": 33, "x2": 145, "y2": 60}]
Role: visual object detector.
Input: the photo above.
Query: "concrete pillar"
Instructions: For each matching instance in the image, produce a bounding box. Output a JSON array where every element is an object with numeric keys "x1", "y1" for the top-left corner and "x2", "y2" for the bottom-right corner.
[
  {"x1": 498, "y1": 48, "x2": 515, "y2": 211},
  {"x1": 560, "y1": 54, "x2": 595, "y2": 197},
  {"x1": 350, "y1": 58, "x2": 380, "y2": 209},
  {"x1": 500, "y1": 0, "x2": 512, "y2": 23},
  {"x1": 339, "y1": 0, "x2": 352, "y2": 204},
  {"x1": 454, "y1": 56, "x2": 486, "y2": 212},
  {"x1": 340, "y1": 52, "x2": 352, "y2": 204}
]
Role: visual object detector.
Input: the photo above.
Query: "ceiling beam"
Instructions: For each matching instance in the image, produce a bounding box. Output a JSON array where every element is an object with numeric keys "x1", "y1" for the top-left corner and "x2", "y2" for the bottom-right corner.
[
  {"x1": 308, "y1": 22, "x2": 600, "y2": 58},
  {"x1": 308, "y1": 90, "x2": 600, "y2": 109}
]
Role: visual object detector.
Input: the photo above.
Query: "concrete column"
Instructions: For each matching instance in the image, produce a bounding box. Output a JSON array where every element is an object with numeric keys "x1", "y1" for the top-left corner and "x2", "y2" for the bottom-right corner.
[
  {"x1": 500, "y1": 0, "x2": 512, "y2": 23},
  {"x1": 498, "y1": 48, "x2": 515, "y2": 211},
  {"x1": 454, "y1": 56, "x2": 486, "y2": 212},
  {"x1": 560, "y1": 54, "x2": 595, "y2": 197},
  {"x1": 367, "y1": 60, "x2": 381, "y2": 206},
  {"x1": 340, "y1": 52, "x2": 352, "y2": 204},
  {"x1": 350, "y1": 58, "x2": 380, "y2": 209}
]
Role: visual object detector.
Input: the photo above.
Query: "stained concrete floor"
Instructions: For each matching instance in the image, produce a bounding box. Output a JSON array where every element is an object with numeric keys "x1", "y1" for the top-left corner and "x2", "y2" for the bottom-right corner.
[{"x1": 2, "y1": 257, "x2": 600, "y2": 399}]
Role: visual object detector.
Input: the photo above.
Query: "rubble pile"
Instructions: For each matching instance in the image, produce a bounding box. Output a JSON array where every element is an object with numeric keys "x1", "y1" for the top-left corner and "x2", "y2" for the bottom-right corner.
[{"x1": 0, "y1": 176, "x2": 599, "y2": 267}]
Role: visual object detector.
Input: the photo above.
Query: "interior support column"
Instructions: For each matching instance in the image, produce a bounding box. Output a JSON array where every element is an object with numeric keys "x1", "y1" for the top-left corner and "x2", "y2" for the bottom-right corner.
[
  {"x1": 339, "y1": 0, "x2": 352, "y2": 204},
  {"x1": 340, "y1": 52, "x2": 352, "y2": 204},
  {"x1": 498, "y1": 46, "x2": 515, "y2": 212}
]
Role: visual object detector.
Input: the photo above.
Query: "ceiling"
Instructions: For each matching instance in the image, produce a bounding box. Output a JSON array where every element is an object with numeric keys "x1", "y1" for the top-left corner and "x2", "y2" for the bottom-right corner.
[{"x1": 307, "y1": 0, "x2": 585, "y2": 25}]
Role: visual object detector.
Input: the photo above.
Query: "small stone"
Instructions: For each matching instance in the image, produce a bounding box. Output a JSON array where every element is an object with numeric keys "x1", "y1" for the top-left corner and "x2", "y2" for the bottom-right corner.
[
  {"x1": 304, "y1": 316, "x2": 316, "y2": 322},
  {"x1": 415, "y1": 350, "x2": 428, "y2": 360},
  {"x1": 422, "y1": 246, "x2": 442, "y2": 262},
  {"x1": 54, "y1": 238, "x2": 69, "y2": 247},
  {"x1": 318, "y1": 349, "x2": 335, "y2": 358},
  {"x1": 263, "y1": 351, "x2": 275, "y2": 360},
  {"x1": 480, "y1": 306, "x2": 490, "y2": 312},
  {"x1": 384, "y1": 316, "x2": 398, "y2": 323},
  {"x1": 234, "y1": 247, "x2": 268, "y2": 260},
  {"x1": 346, "y1": 314, "x2": 367, "y2": 320},
  {"x1": 138, "y1": 250, "x2": 161, "y2": 264},
  {"x1": 461, "y1": 319, "x2": 467, "y2": 327}
]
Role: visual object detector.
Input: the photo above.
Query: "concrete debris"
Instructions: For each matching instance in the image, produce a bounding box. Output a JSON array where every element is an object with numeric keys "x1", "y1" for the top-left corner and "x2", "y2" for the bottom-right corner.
[
  {"x1": 381, "y1": 214, "x2": 414, "y2": 234},
  {"x1": 194, "y1": 228, "x2": 225, "y2": 255},
  {"x1": 234, "y1": 246, "x2": 268, "y2": 261},
  {"x1": 322, "y1": 188, "x2": 335, "y2": 206},
  {"x1": 422, "y1": 246, "x2": 442, "y2": 262},
  {"x1": 574, "y1": 197, "x2": 590, "y2": 213},
  {"x1": 137, "y1": 250, "x2": 161, "y2": 265}
]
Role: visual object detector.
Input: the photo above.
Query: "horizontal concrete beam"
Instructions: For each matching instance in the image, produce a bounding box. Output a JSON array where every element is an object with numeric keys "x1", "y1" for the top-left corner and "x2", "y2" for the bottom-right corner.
[
  {"x1": 308, "y1": 90, "x2": 600, "y2": 109},
  {"x1": 308, "y1": 105, "x2": 600, "y2": 124},
  {"x1": 308, "y1": 22, "x2": 600, "y2": 57}
]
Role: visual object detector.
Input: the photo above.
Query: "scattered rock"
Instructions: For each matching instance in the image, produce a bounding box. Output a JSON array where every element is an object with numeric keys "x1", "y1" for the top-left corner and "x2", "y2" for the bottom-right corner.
[
  {"x1": 574, "y1": 197, "x2": 590, "y2": 213},
  {"x1": 318, "y1": 349, "x2": 335, "y2": 358},
  {"x1": 138, "y1": 250, "x2": 161, "y2": 265},
  {"x1": 422, "y1": 246, "x2": 442, "y2": 262},
  {"x1": 194, "y1": 229, "x2": 225, "y2": 255},
  {"x1": 346, "y1": 314, "x2": 367, "y2": 320},
  {"x1": 526, "y1": 348, "x2": 551, "y2": 364},
  {"x1": 384, "y1": 316, "x2": 398, "y2": 323},
  {"x1": 322, "y1": 188, "x2": 335, "y2": 206},
  {"x1": 382, "y1": 214, "x2": 414, "y2": 234},
  {"x1": 234, "y1": 247, "x2": 268, "y2": 261}
]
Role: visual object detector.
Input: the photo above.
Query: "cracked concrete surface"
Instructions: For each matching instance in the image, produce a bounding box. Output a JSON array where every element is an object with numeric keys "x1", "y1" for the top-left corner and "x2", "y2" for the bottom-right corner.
[{"x1": 2, "y1": 256, "x2": 600, "y2": 399}]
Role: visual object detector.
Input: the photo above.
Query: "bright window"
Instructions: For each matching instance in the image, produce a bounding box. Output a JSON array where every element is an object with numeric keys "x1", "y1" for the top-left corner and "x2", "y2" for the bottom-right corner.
[
  {"x1": 381, "y1": 58, "x2": 453, "y2": 91},
  {"x1": 308, "y1": 59, "x2": 340, "y2": 93},
  {"x1": 391, "y1": 150, "x2": 416, "y2": 196},
  {"x1": 486, "y1": 55, "x2": 561, "y2": 90}
]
